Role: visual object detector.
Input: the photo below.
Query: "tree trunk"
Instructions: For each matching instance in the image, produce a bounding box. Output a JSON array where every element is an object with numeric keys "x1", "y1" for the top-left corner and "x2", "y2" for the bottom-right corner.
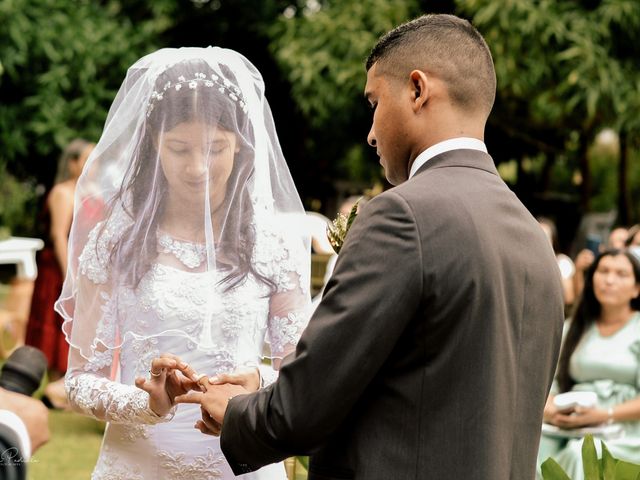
[{"x1": 618, "y1": 131, "x2": 630, "y2": 225}]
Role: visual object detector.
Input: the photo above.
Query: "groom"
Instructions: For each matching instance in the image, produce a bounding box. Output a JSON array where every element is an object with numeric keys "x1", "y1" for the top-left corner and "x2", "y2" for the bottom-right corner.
[{"x1": 178, "y1": 13, "x2": 564, "y2": 479}]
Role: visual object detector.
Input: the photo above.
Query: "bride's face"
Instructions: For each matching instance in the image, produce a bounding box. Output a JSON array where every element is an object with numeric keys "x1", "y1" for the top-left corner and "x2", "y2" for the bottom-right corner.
[{"x1": 158, "y1": 121, "x2": 238, "y2": 210}]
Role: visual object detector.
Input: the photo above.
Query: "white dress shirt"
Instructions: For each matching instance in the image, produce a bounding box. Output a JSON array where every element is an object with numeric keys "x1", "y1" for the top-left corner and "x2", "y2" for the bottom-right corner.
[
  {"x1": 408, "y1": 137, "x2": 487, "y2": 179},
  {"x1": 0, "y1": 409, "x2": 31, "y2": 459}
]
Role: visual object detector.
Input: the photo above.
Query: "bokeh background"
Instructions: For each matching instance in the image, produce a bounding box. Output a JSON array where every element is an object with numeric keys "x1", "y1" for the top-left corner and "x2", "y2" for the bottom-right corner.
[{"x1": 1, "y1": 0, "x2": 639, "y2": 253}]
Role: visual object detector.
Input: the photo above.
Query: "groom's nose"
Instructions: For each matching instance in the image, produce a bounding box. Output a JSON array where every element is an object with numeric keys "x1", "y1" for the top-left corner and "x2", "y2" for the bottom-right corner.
[{"x1": 367, "y1": 127, "x2": 377, "y2": 147}]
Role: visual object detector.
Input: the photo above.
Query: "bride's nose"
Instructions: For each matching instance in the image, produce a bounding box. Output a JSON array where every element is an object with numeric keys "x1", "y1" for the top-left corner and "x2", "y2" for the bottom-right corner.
[{"x1": 184, "y1": 153, "x2": 208, "y2": 178}]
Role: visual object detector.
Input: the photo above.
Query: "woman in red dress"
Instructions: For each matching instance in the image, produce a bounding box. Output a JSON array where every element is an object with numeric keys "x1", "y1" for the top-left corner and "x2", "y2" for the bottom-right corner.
[{"x1": 25, "y1": 139, "x2": 94, "y2": 408}]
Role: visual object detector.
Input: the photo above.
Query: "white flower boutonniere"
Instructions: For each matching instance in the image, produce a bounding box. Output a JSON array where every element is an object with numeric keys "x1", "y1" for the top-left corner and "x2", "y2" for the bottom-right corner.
[{"x1": 326, "y1": 198, "x2": 361, "y2": 254}]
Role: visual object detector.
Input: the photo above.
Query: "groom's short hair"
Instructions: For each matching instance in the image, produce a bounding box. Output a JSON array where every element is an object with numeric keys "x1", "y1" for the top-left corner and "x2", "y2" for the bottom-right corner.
[{"x1": 366, "y1": 14, "x2": 496, "y2": 118}]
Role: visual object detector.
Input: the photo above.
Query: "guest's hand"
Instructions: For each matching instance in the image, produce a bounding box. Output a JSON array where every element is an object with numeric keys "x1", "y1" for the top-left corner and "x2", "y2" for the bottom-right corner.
[
  {"x1": 175, "y1": 376, "x2": 249, "y2": 433},
  {"x1": 135, "y1": 353, "x2": 200, "y2": 417},
  {"x1": 549, "y1": 406, "x2": 609, "y2": 429},
  {"x1": 575, "y1": 249, "x2": 595, "y2": 272},
  {"x1": 0, "y1": 387, "x2": 50, "y2": 453}
]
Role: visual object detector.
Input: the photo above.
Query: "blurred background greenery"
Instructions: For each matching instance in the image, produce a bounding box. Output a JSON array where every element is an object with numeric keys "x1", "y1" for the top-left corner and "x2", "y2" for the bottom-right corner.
[{"x1": 1, "y1": 0, "x2": 639, "y2": 251}]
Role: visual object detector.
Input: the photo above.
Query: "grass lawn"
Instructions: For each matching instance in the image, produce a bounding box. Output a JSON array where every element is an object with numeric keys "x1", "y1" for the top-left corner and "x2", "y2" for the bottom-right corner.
[
  {"x1": 25, "y1": 408, "x2": 308, "y2": 479},
  {"x1": 28, "y1": 410, "x2": 103, "y2": 480}
]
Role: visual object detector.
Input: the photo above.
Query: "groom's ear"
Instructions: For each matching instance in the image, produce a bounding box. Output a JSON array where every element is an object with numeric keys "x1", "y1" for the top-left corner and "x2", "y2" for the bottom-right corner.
[{"x1": 409, "y1": 70, "x2": 430, "y2": 113}]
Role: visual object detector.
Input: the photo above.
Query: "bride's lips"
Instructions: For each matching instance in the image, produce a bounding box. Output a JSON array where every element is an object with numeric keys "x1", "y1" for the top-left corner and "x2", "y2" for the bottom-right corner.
[{"x1": 184, "y1": 179, "x2": 208, "y2": 188}]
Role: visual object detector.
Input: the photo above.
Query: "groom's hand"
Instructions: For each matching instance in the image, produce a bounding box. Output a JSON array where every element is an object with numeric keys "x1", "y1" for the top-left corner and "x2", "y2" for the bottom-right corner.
[{"x1": 175, "y1": 377, "x2": 249, "y2": 429}]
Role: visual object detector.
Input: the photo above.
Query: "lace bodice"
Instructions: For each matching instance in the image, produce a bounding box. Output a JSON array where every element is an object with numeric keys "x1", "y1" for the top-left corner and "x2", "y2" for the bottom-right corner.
[{"x1": 65, "y1": 208, "x2": 310, "y2": 479}]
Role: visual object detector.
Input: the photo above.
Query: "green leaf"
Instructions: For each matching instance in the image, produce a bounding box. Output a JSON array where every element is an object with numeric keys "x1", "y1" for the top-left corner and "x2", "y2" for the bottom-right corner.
[
  {"x1": 614, "y1": 460, "x2": 640, "y2": 480},
  {"x1": 346, "y1": 198, "x2": 361, "y2": 231},
  {"x1": 601, "y1": 441, "x2": 616, "y2": 479},
  {"x1": 296, "y1": 456, "x2": 308, "y2": 471},
  {"x1": 541, "y1": 458, "x2": 572, "y2": 480},
  {"x1": 582, "y1": 435, "x2": 600, "y2": 480}
]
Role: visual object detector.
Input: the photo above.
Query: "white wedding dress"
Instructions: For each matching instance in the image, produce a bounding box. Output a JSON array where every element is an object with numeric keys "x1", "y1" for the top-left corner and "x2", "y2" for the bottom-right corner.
[{"x1": 64, "y1": 208, "x2": 311, "y2": 479}]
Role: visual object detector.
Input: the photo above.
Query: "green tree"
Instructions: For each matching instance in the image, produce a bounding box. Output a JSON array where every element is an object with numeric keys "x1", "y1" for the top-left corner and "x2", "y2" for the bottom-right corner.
[
  {"x1": 267, "y1": 0, "x2": 422, "y2": 206},
  {"x1": 457, "y1": 0, "x2": 640, "y2": 222},
  {"x1": 0, "y1": 0, "x2": 172, "y2": 182}
]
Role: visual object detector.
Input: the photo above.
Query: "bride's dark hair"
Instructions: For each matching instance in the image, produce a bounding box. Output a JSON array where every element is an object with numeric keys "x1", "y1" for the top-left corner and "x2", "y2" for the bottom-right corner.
[{"x1": 104, "y1": 59, "x2": 275, "y2": 292}]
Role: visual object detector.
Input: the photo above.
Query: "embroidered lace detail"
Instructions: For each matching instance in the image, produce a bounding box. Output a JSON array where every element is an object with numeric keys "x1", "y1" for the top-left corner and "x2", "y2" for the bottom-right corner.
[
  {"x1": 137, "y1": 265, "x2": 212, "y2": 330},
  {"x1": 92, "y1": 445, "x2": 144, "y2": 480},
  {"x1": 129, "y1": 337, "x2": 160, "y2": 379},
  {"x1": 119, "y1": 424, "x2": 148, "y2": 443},
  {"x1": 79, "y1": 206, "x2": 133, "y2": 284},
  {"x1": 254, "y1": 220, "x2": 309, "y2": 296},
  {"x1": 157, "y1": 232, "x2": 207, "y2": 269},
  {"x1": 157, "y1": 448, "x2": 225, "y2": 479},
  {"x1": 66, "y1": 373, "x2": 175, "y2": 425},
  {"x1": 268, "y1": 311, "x2": 307, "y2": 358},
  {"x1": 83, "y1": 349, "x2": 114, "y2": 372}
]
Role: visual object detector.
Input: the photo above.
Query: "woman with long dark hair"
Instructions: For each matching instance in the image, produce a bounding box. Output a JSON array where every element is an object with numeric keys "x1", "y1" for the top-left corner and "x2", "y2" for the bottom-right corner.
[
  {"x1": 55, "y1": 47, "x2": 311, "y2": 479},
  {"x1": 539, "y1": 249, "x2": 640, "y2": 478}
]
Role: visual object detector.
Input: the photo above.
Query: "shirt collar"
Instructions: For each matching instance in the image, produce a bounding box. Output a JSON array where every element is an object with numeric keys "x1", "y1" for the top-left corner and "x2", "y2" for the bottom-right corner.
[{"x1": 408, "y1": 137, "x2": 488, "y2": 179}]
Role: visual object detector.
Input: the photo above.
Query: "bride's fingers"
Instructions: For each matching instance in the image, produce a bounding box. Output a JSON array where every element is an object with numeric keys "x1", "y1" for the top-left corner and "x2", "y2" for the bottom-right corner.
[
  {"x1": 150, "y1": 357, "x2": 178, "y2": 379},
  {"x1": 175, "y1": 391, "x2": 204, "y2": 404},
  {"x1": 162, "y1": 356, "x2": 200, "y2": 383},
  {"x1": 135, "y1": 377, "x2": 150, "y2": 393}
]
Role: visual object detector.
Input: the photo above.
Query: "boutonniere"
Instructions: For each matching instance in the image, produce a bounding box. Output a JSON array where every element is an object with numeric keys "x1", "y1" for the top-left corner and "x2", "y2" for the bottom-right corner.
[{"x1": 326, "y1": 198, "x2": 361, "y2": 254}]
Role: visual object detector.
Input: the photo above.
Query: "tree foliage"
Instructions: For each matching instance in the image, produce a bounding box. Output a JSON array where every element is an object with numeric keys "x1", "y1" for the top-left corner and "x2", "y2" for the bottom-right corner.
[
  {"x1": 266, "y1": 0, "x2": 422, "y2": 199},
  {"x1": 270, "y1": 0, "x2": 418, "y2": 128},
  {"x1": 457, "y1": 0, "x2": 640, "y2": 218},
  {"x1": 0, "y1": 0, "x2": 171, "y2": 181},
  {"x1": 2, "y1": 0, "x2": 639, "y2": 226}
]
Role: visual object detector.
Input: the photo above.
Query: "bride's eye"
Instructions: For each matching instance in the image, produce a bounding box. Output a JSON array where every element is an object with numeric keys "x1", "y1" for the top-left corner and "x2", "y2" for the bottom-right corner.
[
  {"x1": 209, "y1": 147, "x2": 226, "y2": 155},
  {"x1": 168, "y1": 147, "x2": 189, "y2": 155}
]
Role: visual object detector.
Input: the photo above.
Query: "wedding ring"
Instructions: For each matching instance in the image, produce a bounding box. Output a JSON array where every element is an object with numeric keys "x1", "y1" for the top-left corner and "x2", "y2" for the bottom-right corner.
[{"x1": 150, "y1": 369, "x2": 162, "y2": 377}]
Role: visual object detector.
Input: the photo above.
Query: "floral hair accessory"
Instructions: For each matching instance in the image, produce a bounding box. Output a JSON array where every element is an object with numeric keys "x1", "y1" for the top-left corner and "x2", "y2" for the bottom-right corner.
[{"x1": 146, "y1": 72, "x2": 248, "y2": 117}]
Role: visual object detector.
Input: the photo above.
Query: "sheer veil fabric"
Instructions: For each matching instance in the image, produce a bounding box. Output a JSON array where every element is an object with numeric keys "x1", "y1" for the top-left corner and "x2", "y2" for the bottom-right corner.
[
  {"x1": 56, "y1": 46, "x2": 310, "y2": 364},
  {"x1": 55, "y1": 47, "x2": 311, "y2": 479}
]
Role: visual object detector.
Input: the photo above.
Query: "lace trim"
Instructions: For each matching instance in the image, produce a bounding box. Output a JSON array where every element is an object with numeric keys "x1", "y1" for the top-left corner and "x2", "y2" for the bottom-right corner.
[
  {"x1": 157, "y1": 448, "x2": 226, "y2": 479},
  {"x1": 268, "y1": 310, "x2": 307, "y2": 358},
  {"x1": 254, "y1": 220, "x2": 309, "y2": 296},
  {"x1": 157, "y1": 232, "x2": 207, "y2": 269},
  {"x1": 79, "y1": 206, "x2": 133, "y2": 284},
  {"x1": 92, "y1": 445, "x2": 144, "y2": 480},
  {"x1": 66, "y1": 374, "x2": 175, "y2": 425},
  {"x1": 83, "y1": 350, "x2": 114, "y2": 372}
]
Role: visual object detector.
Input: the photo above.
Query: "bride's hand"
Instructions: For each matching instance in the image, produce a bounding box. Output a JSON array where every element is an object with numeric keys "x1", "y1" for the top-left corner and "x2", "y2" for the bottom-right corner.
[
  {"x1": 135, "y1": 353, "x2": 200, "y2": 417},
  {"x1": 207, "y1": 365, "x2": 261, "y2": 392}
]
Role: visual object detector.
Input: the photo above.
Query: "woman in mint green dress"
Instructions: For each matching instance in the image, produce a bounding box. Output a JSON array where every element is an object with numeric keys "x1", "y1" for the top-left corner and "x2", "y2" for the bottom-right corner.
[{"x1": 538, "y1": 249, "x2": 640, "y2": 479}]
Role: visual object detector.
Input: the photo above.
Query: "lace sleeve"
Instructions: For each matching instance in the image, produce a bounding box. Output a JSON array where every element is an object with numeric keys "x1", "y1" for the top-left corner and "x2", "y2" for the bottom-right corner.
[
  {"x1": 264, "y1": 227, "x2": 311, "y2": 361},
  {"x1": 65, "y1": 367, "x2": 174, "y2": 425},
  {"x1": 64, "y1": 210, "x2": 174, "y2": 425}
]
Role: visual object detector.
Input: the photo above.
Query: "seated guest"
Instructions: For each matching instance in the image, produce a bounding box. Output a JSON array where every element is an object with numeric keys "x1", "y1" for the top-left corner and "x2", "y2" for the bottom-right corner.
[
  {"x1": 538, "y1": 249, "x2": 640, "y2": 479},
  {"x1": 626, "y1": 225, "x2": 640, "y2": 247},
  {"x1": 608, "y1": 226, "x2": 629, "y2": 250},
  {"x1": 538, "y1": 217, "x2": 575, "y2": 307}
]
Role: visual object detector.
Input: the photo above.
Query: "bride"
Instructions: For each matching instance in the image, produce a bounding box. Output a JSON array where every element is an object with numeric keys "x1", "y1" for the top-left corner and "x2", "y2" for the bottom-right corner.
[{"x1": 56, "y1": 47, "x2": 311, "y2": 479}]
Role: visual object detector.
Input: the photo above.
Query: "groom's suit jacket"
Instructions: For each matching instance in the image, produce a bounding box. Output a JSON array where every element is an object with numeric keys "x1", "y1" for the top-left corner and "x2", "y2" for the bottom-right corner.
[{"x1": 222, "y1": 149, "x2": 564, "y2": 480}]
